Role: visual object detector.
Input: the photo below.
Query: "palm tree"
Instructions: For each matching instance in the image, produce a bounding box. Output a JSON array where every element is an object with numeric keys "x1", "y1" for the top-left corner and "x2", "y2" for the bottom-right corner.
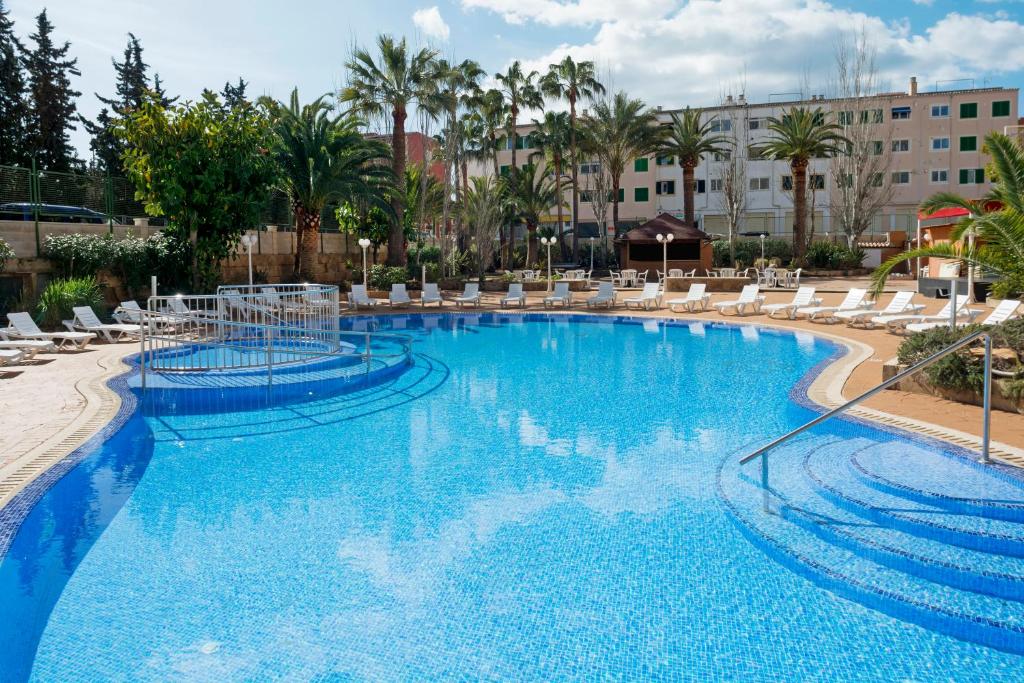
[
  {"x1": 758, "y1": 106, "x2": 847, "y2": 261},
  {"x1": 263, "y1": 89, "x2": 393, "y2": 279},
  {"x1": 495, "y1": 61, "x2": 544, "y2": 172},
  {"x1": 468, "y1": 87, "x2": 510, "y2": 264},
  {"x1": 462, "y1": 175, "x2": 504, "y2": 282},
  {"x1": 404, "y1": 162, "x2": 444, "y2": 239},
  {"x1": 872, "y1": 132, "x2": 1024, "y2": 299},
  {"x1": 503, "y1": 164, "x2": 562, "y2": 267},
  {"x1": 579, "y1": 92, "x2": 664, "y2": 233},
  {"x1": 530, "y1": 111, "x2": 572, "y2": 258},
  {"x1": 541, "y1": 57, "x2": 605, "y2": 260},
  {"x1": 341, "y1": 34, "x2": 438, "y2": 266},
  {"x1": 661, "y1": 108, "x2": 732, "y2": 229}
]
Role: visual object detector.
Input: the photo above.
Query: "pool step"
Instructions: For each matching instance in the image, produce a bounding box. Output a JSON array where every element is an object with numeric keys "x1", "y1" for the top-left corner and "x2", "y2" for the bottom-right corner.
[{"x1": 719, "y1": 436, "x2": 1024, "y2": 653}]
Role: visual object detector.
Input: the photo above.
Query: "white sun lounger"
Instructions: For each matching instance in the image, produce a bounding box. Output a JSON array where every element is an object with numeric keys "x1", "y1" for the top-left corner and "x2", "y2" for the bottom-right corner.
[
  {"x1": 114, "y1": 300, "x2": 179, "y2": 327},
  {"x1": 905, "y1": 298, "x2": 1019, "y2": 333},
  {"x1": 501, "y1": 283, "x2": 527, "y2": 308},
  {"x1": 0, "y1": 339, "x2": 56, "y2": 358},
  {"x1": 6, "y1": 312, "x2": 95, "y2": 349},
  {"x1": 623, "y1": 282, "x2": 662, "y2": 310},
  {"x1": 834, "y1": 291, "x2": 922, "y2": 327},
  {"x1": 713, "y1": 284, "x2": 765, "y2": 316},
  {"x1": 421, "y1": 283, "x2": 444, "y2": 307},
  {"x1": 667, "y1": 283, "x2": 710, "y2": 313},
  {"x1": 796, "y1": 288, "x2": 871, "y2": 323},
  {"x1": 761, "y1": 286, "x2": 820, "y2": 319},
  {"x1": 455, "y1": 283, "x2": 482, "y2": 308},
  {"x1": 388, "y1": 283, "x2": 412, "y2": 307},
  {"x1": 259, "y1": 286, "x2": 308, "y2": 313},
  {"x1": 0, "y1": 348, "x2": 25, "y2": 366},
  {"x1": 349, "y1": 284, "x2": 377, "y2": 309},
  {"x1": 544, "y1": 282, "x2": 572, "y2": 308},
  {"x1": 586, "y1": 282, "x2": 616, "y2": 309},
  {"x1": 65, "y1": 306, "x2": 142, "y2": 342},
  {"x1": 873, "y1": 295, "x2": 974, "y2": 333}
]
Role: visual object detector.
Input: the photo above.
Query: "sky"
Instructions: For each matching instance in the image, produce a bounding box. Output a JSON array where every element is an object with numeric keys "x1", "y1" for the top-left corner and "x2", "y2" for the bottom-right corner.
[{"x1": 8, "y1": 0, "x2": 1024, "y2": 158}]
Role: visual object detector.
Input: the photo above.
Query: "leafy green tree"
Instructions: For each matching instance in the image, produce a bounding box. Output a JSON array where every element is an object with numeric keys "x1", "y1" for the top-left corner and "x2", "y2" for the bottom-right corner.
[
  {"x1": 83, "y1": 33, "x2": 149, "y2": 174},
  {"x1": 503, "y1": 164, "x2": 561, "y2": 267},
  {"x1": 495, "y1": 60, "x2": 543, "y2": 172},
  {"x1": 263, "y1": 88, "x2": 394, "y2": 279},
  {"x1": 661, "y1": 108, "x2": 731, "y2": 229},
  {"x1": 462, "y1": 176, "x2": 503, "y2": 282},
  {"x1": 540, "y1": 56, "x2": 604, "y2": 259},
  {"x1": 0, "y1": 0, "x2": 28, "y2": 166},
  {"x1": 579, "y1": 92, "x2": 663, "y2": 233},
  {"x1": 341, "y1": 35, "x2": 438, "y2": 267},
  {"x1": 221, "y1": 77, "x2": 249, "y2": 108},
  {"x1": 22, "y1": 9, "x2": 81, "y2": 171},
  {"x1": 530, "y1": 110, "x2": 572, "y2": 258},
  {"x1": 758, "y1": 106, "x2": 847, "y2": 261},
  {"x1": 872, "y1": 132, "x2": 1024, "y2": 299},
  {"x1": 119, "y1": 92, "x2": 279, "y2": 291}
]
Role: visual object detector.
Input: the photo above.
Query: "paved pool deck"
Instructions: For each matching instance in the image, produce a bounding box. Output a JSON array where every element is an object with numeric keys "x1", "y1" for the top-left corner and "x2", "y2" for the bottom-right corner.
[{"x1": 1, "y1": 285, "x2": 1021, "y2": 510}]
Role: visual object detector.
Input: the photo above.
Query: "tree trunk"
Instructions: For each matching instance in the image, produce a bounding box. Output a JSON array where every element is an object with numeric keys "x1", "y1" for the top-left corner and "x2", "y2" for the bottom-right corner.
[
  {"x1": 569, "y1": 95, "x2": 579, "y2": 262},
  {"x1": 612, "y1": 176, "x2": 621, "y2": 235},
  {"x1": 294, "y1": 205, "x2": 320, "y2": 280},
  {"x1": 682, "y1": 161, "x2": 696, "y2": 228},
  {"x1": 389, "y1": 107, "x2": 408, "y2": 266},
  {"x1": 527, "y1": 223, "x2": 537, "y2": 268},
  {"x1": 792, "y1": 159, "x2": 808, "y2": 263},
  {"x1": 509, "y1": 106, "x2": 518, "y2": 172},
  {"x1": 555, "y1": 160, "x2": 566, "y2": 260}
]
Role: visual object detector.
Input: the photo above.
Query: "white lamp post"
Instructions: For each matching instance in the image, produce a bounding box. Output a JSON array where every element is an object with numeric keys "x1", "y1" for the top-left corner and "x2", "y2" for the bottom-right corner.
[
  {"x1": 540, "y1": 236, "x2": 555, "y2": 292},
  {"x1": 759, "y1": 233, "x2": 766, "y2": 265},
  {"x1": 358, "y1": 238, "x2": 371, "y2": 287},
  {"x1": 240, "y1": 233, "x2": 256, "y2": 287},
  {"x1": 656, "y1": 232, "x2": 674, "y2": 282},
  {"x1": 589, "y1": 236, "x2": 596, "y2": 271}
]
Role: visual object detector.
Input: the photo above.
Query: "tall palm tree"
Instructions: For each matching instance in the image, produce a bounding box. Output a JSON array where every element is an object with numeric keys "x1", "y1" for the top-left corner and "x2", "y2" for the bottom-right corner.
[
  {"x1": 340, "y1": 34, "x2": 438, "y2": 266},
  {"x1": 758, "y1": 106, "x2": 847, "y2": 261},
  {"x1": 530, "y1": 111, "x2": 572, "y2": 258},
  {"x1": 263, "y1": 88, "x2": 393, "y2": 278},
  {"x1": 495, "y1": 61, "x2": 544, "y2": 172},
  {"x1": 579, "y1": 92, "x2": 664, "y2": 233},
  {"x1": 661, "y1": 108, "x2": 732, "y2": 229},
  {"x1": 872, "y1": 132, "x2": 1024, "y2": 299},
  {"x1": 404, "y1": 162, "x2": 444, "y2": 239},
  {"x1": 434, "y1": 58, "x2": 484, "y2": 251},
  {"x1": 541, "y1": 57, "x2": 605, "y2": 260},
  {"x1": 462, "y1": 175, "x2": 504, "y2": 282},
  {"x1": 502, "y1": 164, "x2": 562, "y2": 267}
]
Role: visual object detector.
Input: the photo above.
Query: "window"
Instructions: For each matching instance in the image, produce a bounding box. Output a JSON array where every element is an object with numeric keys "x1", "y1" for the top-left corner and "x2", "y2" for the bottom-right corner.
[
  {"x1": 655, "y1": 154, "x2": 675, "y2": 166},
  {"x1": 617, "y1": 188, "x2": 625, "y2": 202},
  {"x1": 810, "y1": 174, "x2": 825, "y2": 190},
  {"x1": 993, "y1": 100, "x2": 1011, "y2": 117},
  {"x1": 891, "y1": 106, "x2": 911, "y2": 120},
  {"x1": 869, "y1": 140, "x2": 884, "y2": 156},
  {"x1": 747, "y1": 145, "x2": 766, "y2": 160},
  {"x1": 695, "y1": 179, "x2": 706, "y2": 194},
  {"x1": 505, "y1": 135, "x2": 532, "y2": 150},
  {"x1": 708, "y1": 118, "x2": 732, "y2": 133},
  {"x1": 713, "y1": 150, "x2": 731, "y2": 162},
  {"x1": 634, "y1": 187, "x2": 649, "y2": 202},
  {"x1": 499, "y1": 165, "x2": 510, "y2": 177},
  {"x1": 781, "y1": 175, "x2": 792, "y2": 191},
  {"x1": 709, "y1": 178, "x2": 723, "y2": 192},
  {"x1": 931, "y1": 104, "x2": 949, "y2": 118},
  {"x1": 655, "y1": 180, "x2": 675, "y2": 195},
  {"x1": 959, "y1": 136, "x2": 977, "y2": 152},
  {"x1": 837, "y1": 173, "x2": 853, "y2": 188},
  {"x1": 749, "y1": 177, "x2": 769, "y2": 191},
  {"x1": 892, "y1": 139, "x2": 910, "y2": 153},
  {"x1": 960, "y1": 102, "x2": 978, "y2": 119},
  {"x1": 634, "y1": 157, "x2": 649, "y2": 172},
  {"x1": 869, "y1": 173, "x2": 884, "y2": 187},
  {"x1": 931, "y1": 137, "x2": 950, "y2": 151},
  {"x1": 580, "y1": 190, "x2": 594, "y2": 202},
  {"x1": 959, "y1": 168, "x2": 985, "y2": 184},
  {"x1": 891, "y1": 171, "x2": 911, "y2": 185},
  {"x1": 580, "y1": 161, "x2": 601, "y2": 174},
  {"x1": 860, "y1": 109, "x2": 883, "y2": 124},
  {"x1": 630, "y1": 242, "x2": 700, "y2": 261},
  {"x1": 930, "y1": 169, "x2": 948, "y2": 183},
  {"x1": 837, "y1": 110, "x2": 854, "y2": 125},
  {"x1": 748, "y1": 117, "x2": 765, "y2": 130}
]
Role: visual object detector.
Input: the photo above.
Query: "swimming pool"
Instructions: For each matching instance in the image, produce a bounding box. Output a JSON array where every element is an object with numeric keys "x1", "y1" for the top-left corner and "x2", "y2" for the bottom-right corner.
[{"x1": 2, "y1": 313, "x2": 1023, "y2": 680}]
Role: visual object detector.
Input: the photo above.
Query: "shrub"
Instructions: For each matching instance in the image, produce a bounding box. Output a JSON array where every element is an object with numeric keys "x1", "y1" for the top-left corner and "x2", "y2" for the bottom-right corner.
[
  {"x1": 0, "y1": 237, "x2": 14, "y2": 272},
  {"x1": 803, "y1": 241, "x2": 866, "y2": 270},
  {"x1": 713, "y1": 238, "x2": 792, "y2": 268},
  {"x1": 407, "y1": 245, "x2": 441, "y2": 264},
  {"x1": 366, "y1": 264, "x2": 408, "y2": 290},
  {"x1": 35, "y1": 277, "x2": 103, "y2": 329},
  {"x1": 43, "y1": 232, "x2": 188, "y2": 295}
]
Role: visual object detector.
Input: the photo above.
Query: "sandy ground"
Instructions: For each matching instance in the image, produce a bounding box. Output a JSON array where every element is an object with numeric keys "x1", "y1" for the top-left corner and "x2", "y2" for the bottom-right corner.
[{"x1": 0, "y1": 278, "x2": 1019, "y2": 502}]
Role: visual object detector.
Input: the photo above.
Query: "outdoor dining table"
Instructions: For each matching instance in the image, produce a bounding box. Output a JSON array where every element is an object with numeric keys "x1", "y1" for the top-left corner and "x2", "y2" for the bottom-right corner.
[
  {"x1": 620, "y1": 269, "x2": 638, "y2": 287},
  {"x1": 717, "y1": 267, "x2": 737, "y2": 278}
]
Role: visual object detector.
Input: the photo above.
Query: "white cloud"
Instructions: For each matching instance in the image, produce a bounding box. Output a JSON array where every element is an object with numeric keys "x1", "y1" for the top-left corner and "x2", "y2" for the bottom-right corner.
[
  {"x1": 412, "y1": 6, "x2": 451, "y2": 41},
  {"x1": 467, "y1": 0, "x2": 1024, "y2": 109},
  {"x1": 912, "y1": 0, "x2": 933, "y2": 6}
]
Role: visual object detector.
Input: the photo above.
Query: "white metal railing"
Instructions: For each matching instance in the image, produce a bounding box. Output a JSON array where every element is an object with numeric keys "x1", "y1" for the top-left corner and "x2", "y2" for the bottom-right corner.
[{"x1": 137, "y1": 284, "x2": 412, "y2": 386}]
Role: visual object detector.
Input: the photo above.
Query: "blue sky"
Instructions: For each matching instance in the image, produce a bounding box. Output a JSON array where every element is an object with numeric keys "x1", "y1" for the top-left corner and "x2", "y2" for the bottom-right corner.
[{"x1": 8, "y1": 1, "x2": 1024, "y2": 156}]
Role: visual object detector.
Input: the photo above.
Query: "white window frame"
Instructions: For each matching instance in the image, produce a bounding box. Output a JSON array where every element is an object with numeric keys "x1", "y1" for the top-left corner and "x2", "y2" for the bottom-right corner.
[
  {"x1": 655, "y1": 180, "x2": 676, "y2": 196},
  {"x1": 931, "y1": 137, "x2": 950, "y2": 151},
  {"x1": 891, "y1": 170, "x2": 911, "y2": 185},
  {"x1": 749, "y1": 177, "x2": 770, "y2": 191},
  {"x1": 930, "y1": 104, "x2": 950, "y2": 118},
  {"x1": 709, "y1": 178, "x2": 723, "y2": 192},
  {"x1": 891, "y1": 139, "x2": 910, "y2": 153},
  {"x1": 930, "y1": 169, "x2": 948, "y2": 184}
]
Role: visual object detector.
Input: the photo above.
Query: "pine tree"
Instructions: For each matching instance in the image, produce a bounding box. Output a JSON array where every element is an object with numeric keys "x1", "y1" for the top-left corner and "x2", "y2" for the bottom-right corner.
[
  {"x1": 152, "y1": 73, "x2": 177, "y2": 107},
  {"x1": 83, "y1": 33, "x2": 149, "y2": 173},
  {"x1": 221, "y1": 77, "x2": 248, "y2": 108},
  {"x1": 22, "y1": 9, "x2": 81, "y2": 171},
  {"x1": 0, "y1": 0, "x2": 28, "y2": 166}
]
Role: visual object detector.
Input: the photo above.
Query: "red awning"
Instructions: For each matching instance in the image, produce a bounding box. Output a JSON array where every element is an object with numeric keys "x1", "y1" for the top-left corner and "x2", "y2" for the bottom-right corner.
[{"x1": 917, "y1": 206, "x2": 970, "y2": 221}]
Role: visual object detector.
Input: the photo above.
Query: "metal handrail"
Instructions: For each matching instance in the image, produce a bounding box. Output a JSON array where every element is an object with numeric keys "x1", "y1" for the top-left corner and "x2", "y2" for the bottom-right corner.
[{"x1": 741, "y1": 328, "x2": 994, "y2": 510}]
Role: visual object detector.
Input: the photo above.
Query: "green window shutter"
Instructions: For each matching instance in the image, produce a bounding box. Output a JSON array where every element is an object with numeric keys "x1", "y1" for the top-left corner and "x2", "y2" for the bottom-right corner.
[
  {"x1": 500, "y1": 165, "x2": 510, "y2": 177},
  {"x1": 634, "y1": 158, "x2": 649, "y2": 172},
  {"x1": 993, "y1": 100, "x2": 1011, "y2": 117},
  {"x1": 959, "y1": 169, "x2": 969, "y2": 184},
  {"x1": 959, "y1": 136, "x2": 977, "y2": 152},
  {"x1": 977, "y1": 168, "x2": 985, "y2": 184},
  {"x1": 959, "y1": 102, "x2": 978, "y2": 119},
  {"x1": 634, "y1": 187, "x2": 648, "y2": 202},
  {"x1": 618, "y1": 188, "x2": 625, "y2": 202}
]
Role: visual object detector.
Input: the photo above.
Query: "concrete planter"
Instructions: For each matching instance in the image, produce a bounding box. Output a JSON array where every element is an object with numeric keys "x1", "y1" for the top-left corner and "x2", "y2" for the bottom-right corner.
[
  {"x1": 883, "y1": 359, "x2": 1023, "y2": 414},
  {"x1": 663, "y1": 276, "x2": 749, "y2": 293},
  {"x1": 802, "y1": 268, "x2": 872, "y2": 277}
]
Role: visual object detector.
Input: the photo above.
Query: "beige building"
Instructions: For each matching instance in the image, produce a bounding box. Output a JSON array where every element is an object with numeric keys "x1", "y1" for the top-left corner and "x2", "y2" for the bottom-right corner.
[{"x1": 478, "y1": 78, "x2": 1018, "y2": 255}]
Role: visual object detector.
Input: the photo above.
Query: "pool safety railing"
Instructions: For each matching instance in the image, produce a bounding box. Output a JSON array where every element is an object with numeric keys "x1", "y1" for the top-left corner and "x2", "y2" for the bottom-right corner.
[
  {"x1": 740, "y1": 329, "x2": 994, "y2": 513},
  {"x1": 138, "y1": 283, "x2": 412, "y2": 387}
]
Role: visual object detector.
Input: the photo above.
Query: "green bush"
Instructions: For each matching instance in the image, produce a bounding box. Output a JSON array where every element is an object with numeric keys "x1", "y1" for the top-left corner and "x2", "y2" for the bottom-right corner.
[
  {"x1": 804, "y1": 241, "x2": 866, "y2": 269},
  {"x1": 0, "y1": 237, "x2": 14, "y2": 272},
  {"x1": 366, "y1": 265, "x2": 408, "y2": 290},
  {"x1": 43, "y1": 232, "x2": 188, "y2": 295},
  {"x1": 897, "y1": 317, "x2": 1024, "y2": 393},
  {"x1": 408, "y1": 245, "x2": 441, "y2": 264},
  {"x1": 713, "y1": 238, "x2": 792, "y2": 268},
  {"x1": 35, "y1": 277, "x2": 103, "y2": 330}
]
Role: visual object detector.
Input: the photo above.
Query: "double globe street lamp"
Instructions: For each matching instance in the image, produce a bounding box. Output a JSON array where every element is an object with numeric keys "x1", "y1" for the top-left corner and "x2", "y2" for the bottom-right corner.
[
  {"x1": 540, "y1": 236, "x2": 556, "y2": 292},
  {"x1": 656, "y1": 232, "x2": 674, "y2": 283},
  {"x1": 358, "y1": 238, "x2": 371, "y2": 287}
]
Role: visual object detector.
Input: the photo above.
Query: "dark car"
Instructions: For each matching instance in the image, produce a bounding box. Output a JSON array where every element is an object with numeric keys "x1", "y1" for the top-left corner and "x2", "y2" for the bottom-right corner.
[{"x1": 0, "y1": 203, "x2": 119, "y2": 224}]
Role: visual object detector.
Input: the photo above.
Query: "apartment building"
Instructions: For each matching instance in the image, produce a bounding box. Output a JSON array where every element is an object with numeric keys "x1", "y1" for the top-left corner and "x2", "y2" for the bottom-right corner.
[{"x1": 478, "y1": 78, "x2": 1018, "y2": 246}]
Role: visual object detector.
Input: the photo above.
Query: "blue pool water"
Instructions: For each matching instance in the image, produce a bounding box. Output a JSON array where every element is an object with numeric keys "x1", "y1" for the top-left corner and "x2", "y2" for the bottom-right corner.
[{"x1": 2, "y1": 314, "x2": 1024, "y2": 681}]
